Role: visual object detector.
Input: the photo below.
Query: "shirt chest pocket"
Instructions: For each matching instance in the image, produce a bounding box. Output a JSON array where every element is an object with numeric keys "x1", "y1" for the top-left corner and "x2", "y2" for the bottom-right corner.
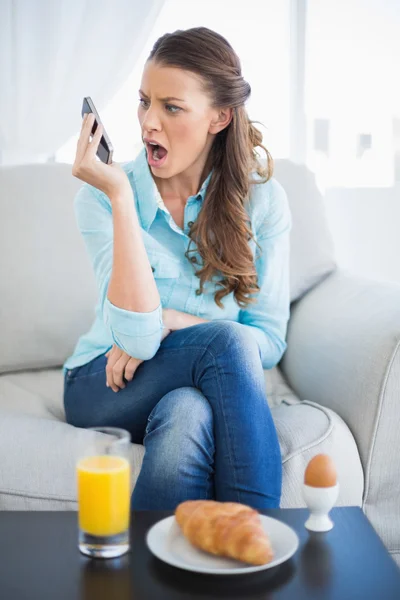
[{"x1": 147, "y1": 250, "x2": 181, "y2": 305}]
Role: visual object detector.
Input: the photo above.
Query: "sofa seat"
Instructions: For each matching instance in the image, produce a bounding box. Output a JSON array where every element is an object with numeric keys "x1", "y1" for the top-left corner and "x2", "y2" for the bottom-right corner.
[{"x1": 0, "y1": 366, "x2": 364, "y2": 511}]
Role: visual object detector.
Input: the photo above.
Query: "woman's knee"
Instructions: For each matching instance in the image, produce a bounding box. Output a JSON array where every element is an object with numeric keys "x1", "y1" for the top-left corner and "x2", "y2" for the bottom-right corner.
[
  {"x1": 196, "y1": 320, "x2": 261, "y2": 361},
  {"x1": 145, "y1": 387, "x2": 213, "y2": 435},
  {"x1": 143, "y1": 388, "x2": 215, "y2": 485}
]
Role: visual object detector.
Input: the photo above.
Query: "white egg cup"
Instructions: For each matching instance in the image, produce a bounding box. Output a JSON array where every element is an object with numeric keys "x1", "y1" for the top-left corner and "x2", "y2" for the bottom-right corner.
[{"x1": 302, "y1": 482, "x2": 340, "y2": 532}]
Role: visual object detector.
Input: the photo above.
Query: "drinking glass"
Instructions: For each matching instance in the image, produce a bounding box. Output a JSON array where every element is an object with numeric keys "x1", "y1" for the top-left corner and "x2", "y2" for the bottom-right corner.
[{"x1": 77, "y1": 427, "x2": 131, "y2": 558}]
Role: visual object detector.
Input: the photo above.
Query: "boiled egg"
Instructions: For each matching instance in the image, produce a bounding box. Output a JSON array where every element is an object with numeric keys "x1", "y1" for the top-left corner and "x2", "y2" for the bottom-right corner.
[{"x1": 304, "y1": 454, "x2": 337, "y2": 488}]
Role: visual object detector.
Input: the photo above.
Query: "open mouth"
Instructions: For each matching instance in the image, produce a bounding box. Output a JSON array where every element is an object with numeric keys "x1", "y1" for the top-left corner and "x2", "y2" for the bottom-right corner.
[{"x1": 146, "y1": 142, "x2": 168, "y2": 163}]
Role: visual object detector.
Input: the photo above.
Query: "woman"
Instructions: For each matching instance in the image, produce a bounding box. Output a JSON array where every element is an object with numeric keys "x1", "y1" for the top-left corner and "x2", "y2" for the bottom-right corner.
[{"x1": 64, "y1": 26, "x2": 292, "y2": 511}]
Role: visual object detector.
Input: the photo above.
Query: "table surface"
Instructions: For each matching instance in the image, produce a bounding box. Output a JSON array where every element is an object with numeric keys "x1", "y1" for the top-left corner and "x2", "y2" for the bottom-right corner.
[{"x1": 0, "y1": 506, "x2": 399, "y2": 600}]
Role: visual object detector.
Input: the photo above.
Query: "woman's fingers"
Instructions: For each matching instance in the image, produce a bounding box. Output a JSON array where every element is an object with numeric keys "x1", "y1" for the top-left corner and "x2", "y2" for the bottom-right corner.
[
  {"x1": 105, "y1": 360, "x2": 118, "y2": 392},
  {"x1": 111, "y1": 355, "x2": 128, "y2": 390},
  {"x1": 124, "y1": 358, "x2": 143, "y2": 382},
  {"x1": 78, "y1": 113, "x2": 94, "y2": 150},
  {"x1": 75, "y1": 113, "x2": 102, "y2": 165},
  {"x1": 87, "y1": 119, "x2": 103, "y2": 159},
  {"x1": 75, "y1": 113, "x2": 93, "y2": 163},
  {"x1": 105, "y1": 346, "x2": 116, "y2": 389},
  {"x1": 106, "y1": 350, "x2": 129, "y2": 392},
  {"x1": 105, "y1": 346, "x2": 123, "y2": 392},
  {"x1": 105, "y1": 347, "x2": 143, "y2": 391}
]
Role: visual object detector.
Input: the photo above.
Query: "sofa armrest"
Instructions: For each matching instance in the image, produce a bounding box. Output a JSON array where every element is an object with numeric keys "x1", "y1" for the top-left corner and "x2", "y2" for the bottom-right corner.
[{"x1": 280, "y1": 270, "x2": 400, "y2": 557}]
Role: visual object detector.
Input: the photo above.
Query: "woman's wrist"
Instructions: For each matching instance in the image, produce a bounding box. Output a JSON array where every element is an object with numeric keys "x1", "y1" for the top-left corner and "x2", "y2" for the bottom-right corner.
[
  {"x1": 160, "y1": 326, "x2": 171, "y2": 341},
  {"x1": 108, "y1": 185, "x2": 134, "y2": 205},
  {"x1": 163, "y1": 308, "x2": 209, "y2": 330}
]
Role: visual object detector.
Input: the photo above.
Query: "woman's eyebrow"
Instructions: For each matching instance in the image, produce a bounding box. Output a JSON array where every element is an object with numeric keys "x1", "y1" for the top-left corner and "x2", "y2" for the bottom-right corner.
[{"x1": 139, "y1": 89, "x2": 186, "y2": 102}]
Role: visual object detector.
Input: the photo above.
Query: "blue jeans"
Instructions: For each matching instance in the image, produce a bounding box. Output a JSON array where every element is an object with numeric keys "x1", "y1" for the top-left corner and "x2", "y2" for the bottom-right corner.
[{"x1": 64, "y1": 320, "x2": 282, "y2": 511}]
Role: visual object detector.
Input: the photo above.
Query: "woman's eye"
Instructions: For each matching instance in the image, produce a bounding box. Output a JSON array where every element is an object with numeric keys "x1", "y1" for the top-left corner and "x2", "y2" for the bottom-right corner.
[
  {"x1": 138, "y1": 98, "x2": 181, "y2": 114},
  {"x1": 165, "y1": 104, "x2": 181, "y2": 114}
]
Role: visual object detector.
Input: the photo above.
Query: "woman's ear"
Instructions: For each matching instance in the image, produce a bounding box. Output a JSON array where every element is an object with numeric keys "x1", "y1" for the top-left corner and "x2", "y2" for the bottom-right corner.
[{"x1": 209, "y1": 107, "x2": 233, "y2": 135}]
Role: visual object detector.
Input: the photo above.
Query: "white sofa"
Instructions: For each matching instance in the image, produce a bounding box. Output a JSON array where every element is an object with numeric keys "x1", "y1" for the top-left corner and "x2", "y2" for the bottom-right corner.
[{"x1": 0, "y1": 157, "x2": 399, "y2": 568}]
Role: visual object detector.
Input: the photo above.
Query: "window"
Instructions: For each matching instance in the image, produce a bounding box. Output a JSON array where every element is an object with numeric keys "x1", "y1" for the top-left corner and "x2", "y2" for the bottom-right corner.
[{"x1": 305, "y1": 0, "x2": 400, "y2": 188}]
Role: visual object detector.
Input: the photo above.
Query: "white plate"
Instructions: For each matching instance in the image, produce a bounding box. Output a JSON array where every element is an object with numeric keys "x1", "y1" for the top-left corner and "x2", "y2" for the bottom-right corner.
[{"x1": 146, "y1": 514, "x2": 299, "y2": 575}]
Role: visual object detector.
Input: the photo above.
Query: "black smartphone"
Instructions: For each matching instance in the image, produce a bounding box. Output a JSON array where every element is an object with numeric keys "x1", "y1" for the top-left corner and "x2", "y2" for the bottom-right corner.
[{"x1": 81, "y1": 97, "x2": 114, "y2": 164}]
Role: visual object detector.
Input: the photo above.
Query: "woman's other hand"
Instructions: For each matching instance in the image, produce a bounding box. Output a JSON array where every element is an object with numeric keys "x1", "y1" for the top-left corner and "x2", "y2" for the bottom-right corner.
[
  {"x1": 72, "y1": 113, "x2": 131, "y2": 198},
  {"x1": 162, "y1": 308, "x2": 177, "y2": 330},
  {"x1": 162, "y1": 308, "x2": 208, "y2": 330},
  {"x1": 105, "y1": 346, "x2": 144, "y2": 393},
  {"x1": 105, "y1": 327, "x2": 171, "y2": 392}
]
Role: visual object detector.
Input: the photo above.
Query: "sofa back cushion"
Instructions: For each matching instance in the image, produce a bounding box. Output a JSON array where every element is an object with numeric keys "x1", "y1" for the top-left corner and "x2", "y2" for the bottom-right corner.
[
  {"x1": 273, "y1": 158, "x2": 337, "y2": 302},
  {"x1": 0, "y1": 163, "x2": 97, "y2": 373},
  {"x1": 0, "y1": 159, "x2": 336, "y2": 373}
]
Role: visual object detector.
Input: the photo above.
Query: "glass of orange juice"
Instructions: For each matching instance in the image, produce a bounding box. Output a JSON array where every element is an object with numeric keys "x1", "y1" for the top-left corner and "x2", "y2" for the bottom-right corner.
[{"x1": 77, "y1": 427, "x2": 131, "y2": 559}]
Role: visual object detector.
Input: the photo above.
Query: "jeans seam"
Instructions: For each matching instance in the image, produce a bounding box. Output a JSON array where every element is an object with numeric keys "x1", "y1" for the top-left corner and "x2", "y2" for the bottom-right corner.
[
  {"x1": 185, "y1": 434, "x2": 215, "y2": 501},
  {"x1": 199, "y1": 346, "x2": 241, "y2": 504},
  {"x1": 145, "y1": 413, "x2": 154, "y2": 435},
  {"x1": 207, "y1": 434, "x2": 217, "y2": 499},
  {"x1": 66, "y1": 368, "x2": 106, "y2": 382},
  {"x1": 204, "y1": 469, "x2": 214, "y2": 499},
  {"x1": 67, "y1": 369, "x2": 106, "y2": 382},
  {"x1": 199, "y1": 416, "x2": 216, "y2": 500}
]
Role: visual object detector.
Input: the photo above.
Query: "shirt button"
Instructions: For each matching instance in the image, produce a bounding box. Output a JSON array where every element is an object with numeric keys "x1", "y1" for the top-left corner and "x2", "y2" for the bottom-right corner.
[
  {"x1": 190, "y1": 256, "x2": 198, "y2": 263},
  {"x1": 195, "y1": 288, "x2": 202, "y2": 295},
  {"x1": 188, "y1": 221, "x2": 194, "y2": 227}
]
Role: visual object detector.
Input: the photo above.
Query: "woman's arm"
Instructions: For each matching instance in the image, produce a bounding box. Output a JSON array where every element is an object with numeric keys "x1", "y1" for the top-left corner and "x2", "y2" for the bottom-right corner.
[
  {"x1": 107, "y1": 188, "x2": 160, "y2": 313},
  {"x1": 72, "y1": 113, "x2": 164, "y2": 360},
  {"x1": 162, "y1": 308, "x2": 209, "y2": 331},
  {"x1": 74, "y1": 185, "x2": 165, "y2": 360}
]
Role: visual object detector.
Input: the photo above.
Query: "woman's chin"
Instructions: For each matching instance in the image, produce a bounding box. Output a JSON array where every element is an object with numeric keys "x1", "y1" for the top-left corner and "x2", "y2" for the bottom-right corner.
[{"x1": 150, "y1": 159, "x2": 174, "y2": 178}]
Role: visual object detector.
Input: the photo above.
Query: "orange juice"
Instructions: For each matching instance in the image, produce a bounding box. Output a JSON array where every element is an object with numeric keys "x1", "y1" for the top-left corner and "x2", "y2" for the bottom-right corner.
[{"x1": 77, "y1": 455, "x2": 130, "y2": 537}]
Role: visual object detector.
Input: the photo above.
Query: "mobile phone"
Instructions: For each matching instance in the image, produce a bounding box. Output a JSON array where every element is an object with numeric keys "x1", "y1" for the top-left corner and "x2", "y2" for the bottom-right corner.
[{"x1": 81, "y1": 97, "x2": 114, "y2": 164}]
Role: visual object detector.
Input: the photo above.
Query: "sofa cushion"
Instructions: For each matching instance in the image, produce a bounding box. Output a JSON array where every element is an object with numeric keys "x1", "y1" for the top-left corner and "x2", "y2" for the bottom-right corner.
[
  {"x1": 0, "y1": 366, "x2": 363, "y2": 510},
  {"x1": 273, "y1": 158, "x2": 337, "y2": 302},
  {"x1": 0, "y1": 163, "x2": 97, "y2": 374}
]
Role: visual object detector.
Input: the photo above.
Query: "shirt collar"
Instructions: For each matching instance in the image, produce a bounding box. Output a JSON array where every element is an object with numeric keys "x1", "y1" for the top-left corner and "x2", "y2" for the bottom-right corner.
[{"x1": 131, "y1": 147, "x2": 213, "y2": 232}]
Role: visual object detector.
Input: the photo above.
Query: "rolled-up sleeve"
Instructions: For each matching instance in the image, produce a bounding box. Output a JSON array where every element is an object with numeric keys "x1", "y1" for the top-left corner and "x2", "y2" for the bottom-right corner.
[
  {"x1": 74, "y1": 184, "x2": 164, "y2": 360},
  {"x1": 238, "y1": 179, "x2": 292, "y2": 369}
]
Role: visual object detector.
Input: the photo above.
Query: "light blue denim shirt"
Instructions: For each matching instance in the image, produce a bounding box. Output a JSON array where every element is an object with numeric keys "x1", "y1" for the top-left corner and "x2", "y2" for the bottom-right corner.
[{"x1": 63, "y1": 147, "x2": 292, "y2": 375}]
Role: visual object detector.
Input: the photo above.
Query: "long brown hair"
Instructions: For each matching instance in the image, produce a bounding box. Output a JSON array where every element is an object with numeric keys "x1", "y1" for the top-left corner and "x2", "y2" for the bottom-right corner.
[{"x1": 147, "y1": 27, "x2": 274, "y2": 309}]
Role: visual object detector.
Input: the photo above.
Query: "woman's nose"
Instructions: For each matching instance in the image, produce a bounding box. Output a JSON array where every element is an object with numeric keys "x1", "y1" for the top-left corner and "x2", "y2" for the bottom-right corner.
[{"x1": 141, "y1": 106, "x2": 162, "y2": 131}]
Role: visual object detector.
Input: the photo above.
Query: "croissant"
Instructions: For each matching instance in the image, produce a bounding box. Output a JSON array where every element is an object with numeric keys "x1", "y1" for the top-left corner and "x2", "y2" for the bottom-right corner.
[{"x1": 175, "y1": 500, "x2": 274, "y2": 566}]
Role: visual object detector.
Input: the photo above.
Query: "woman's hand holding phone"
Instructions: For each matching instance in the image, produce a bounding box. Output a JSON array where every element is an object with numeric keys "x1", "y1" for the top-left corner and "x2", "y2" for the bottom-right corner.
[{"x1": 72, "y1": 113, "x2": 130, "y2": 199}]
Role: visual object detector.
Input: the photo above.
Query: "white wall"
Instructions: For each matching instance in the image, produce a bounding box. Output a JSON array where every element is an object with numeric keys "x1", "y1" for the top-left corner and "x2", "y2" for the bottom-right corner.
[{"x1": 324, "y1": 184, "x2": 400, "y2": 284}]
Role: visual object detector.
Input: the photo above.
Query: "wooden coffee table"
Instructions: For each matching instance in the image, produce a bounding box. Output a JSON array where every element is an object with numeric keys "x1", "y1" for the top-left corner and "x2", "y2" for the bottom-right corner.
[{"x1": 0, "y1": 506, "x2": 399, "y2": 599}]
